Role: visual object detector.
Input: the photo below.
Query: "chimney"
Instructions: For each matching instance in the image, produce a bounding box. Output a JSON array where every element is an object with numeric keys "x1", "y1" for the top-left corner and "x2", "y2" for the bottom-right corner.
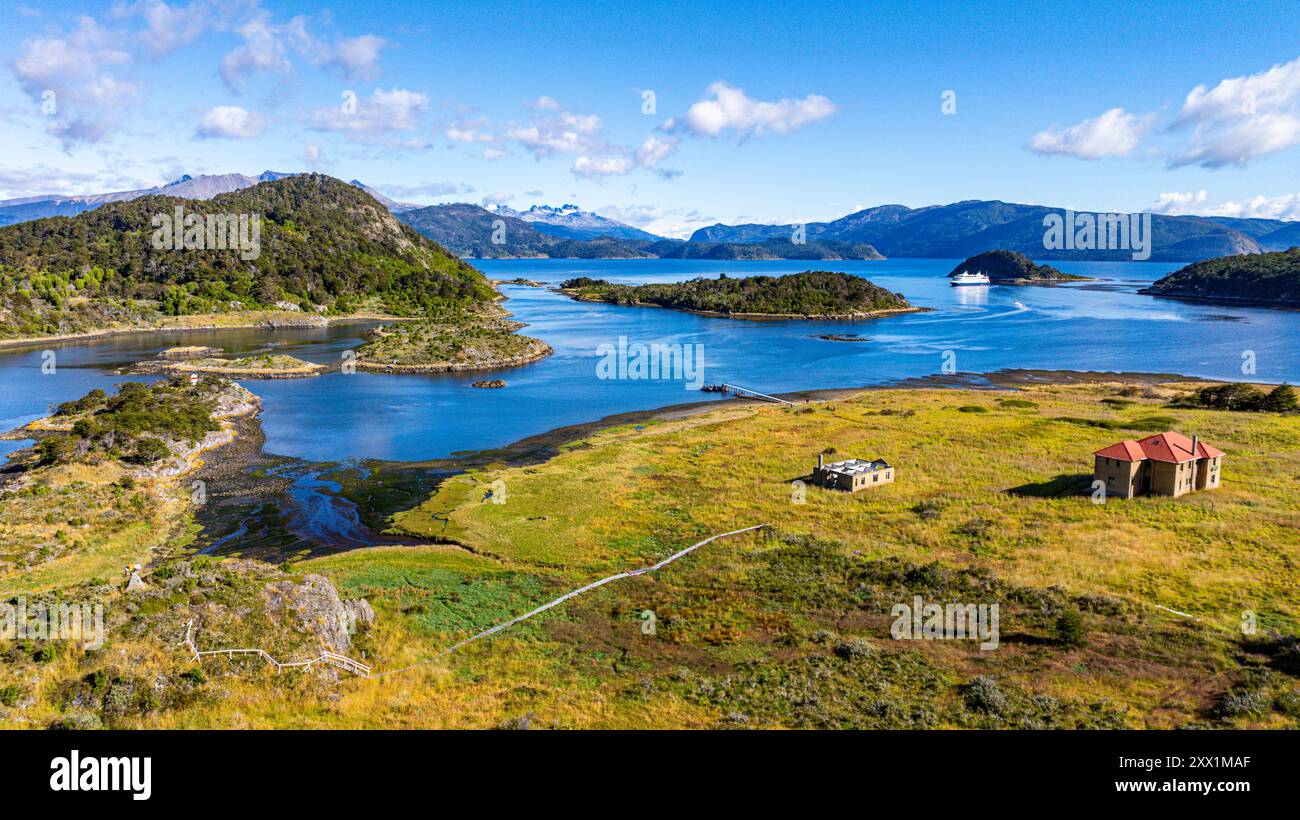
[
  {"x1": 1192, "y1": 434, "x2": 1199, "y2": 457},
  {"x1": 817, "y1": 453, "x2": 824, "y2": 469}
]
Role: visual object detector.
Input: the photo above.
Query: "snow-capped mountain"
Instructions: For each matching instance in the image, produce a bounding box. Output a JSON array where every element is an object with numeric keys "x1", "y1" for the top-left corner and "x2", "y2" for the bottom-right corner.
[
  {"x1": 349, "y1": 180, "x2": 421, "y2": 213},
  {"x1": 493, "y1": 203, "x2": 663, "y2": 241},
  {"x1": 0, "y1": 171, "x2": 294, "y2": 225}
]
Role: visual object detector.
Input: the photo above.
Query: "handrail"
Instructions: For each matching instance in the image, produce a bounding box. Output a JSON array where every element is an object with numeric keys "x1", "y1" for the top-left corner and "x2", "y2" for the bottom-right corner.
[{"x1": 180, "y1": 620, "x2": 371, "y2": 676}]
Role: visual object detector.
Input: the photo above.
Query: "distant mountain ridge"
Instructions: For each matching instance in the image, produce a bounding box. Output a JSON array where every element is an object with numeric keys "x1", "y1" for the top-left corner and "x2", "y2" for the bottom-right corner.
[
  {"x1": 7, "y1": 170, "x2": 1299, "y2": 263},
  {"x1": 0, "y1": 171, "x2": 295, "y2": 225},
  {"x1": 494, "y1": 203, "x2": 662, "y2": 242},
  {"x1": 395, "y1": 203, "x2": 884, "y2": 260},
  {"x1": 688, "y1": 200, "x2": 1299, "y2": 262}
]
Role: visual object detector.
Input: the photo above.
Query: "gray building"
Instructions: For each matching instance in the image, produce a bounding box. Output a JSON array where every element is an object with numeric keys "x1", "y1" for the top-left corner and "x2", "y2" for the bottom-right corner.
[{"x1": 811, "y1": 454, "x2": 895, "y2": 492}]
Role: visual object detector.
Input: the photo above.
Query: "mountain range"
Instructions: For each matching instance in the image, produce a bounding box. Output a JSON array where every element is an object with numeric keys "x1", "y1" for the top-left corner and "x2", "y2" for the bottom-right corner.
[
  {"x1": 492, "y1": 203, "x2": 662, "y2": 242},
  {"x1": 5, "y1": 172, "x2": 1300, "y2": 263},
  {"x1": 688, "y1": 201, "x2": 1299, "y2": 262}
]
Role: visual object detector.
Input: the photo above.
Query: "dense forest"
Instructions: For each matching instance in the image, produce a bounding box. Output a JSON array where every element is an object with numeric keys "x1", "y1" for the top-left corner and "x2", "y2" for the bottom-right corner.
[
  {"x1": 560, "y1": 271, "x2": 913, "y2": 317},
  {"x1": 1141, "y1": 247, "x2": 1300, "y2": 306},
  {"x1": 0, "y1": 175, "x2": 494, "y2": 338}
]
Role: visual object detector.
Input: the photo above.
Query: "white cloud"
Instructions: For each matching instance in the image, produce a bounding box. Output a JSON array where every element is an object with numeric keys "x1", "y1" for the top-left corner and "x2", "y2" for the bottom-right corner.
[
  {"x1": 573, "y1": 155, "x2": 634, "y2": 178},
  {"x1": 381, "y1": 180, "x2": 475, "y2": 198},
  {"x1": 480, "y1": 192, "x2": 513, "y2": 207},
  {"x1": 636, "y1": 134, "x2": 680, "y2": 168},
  {"x1": 1169, "y1": 56, "x2": 1300, "y2": 168},
  {"x1": 1177, "y1": 57, "x2": 1300, "y2": 125},
  {"x1": 595, "y1": 203, "x2": 716, "y2": 238},
  {"x1": 321, "y1": 34, "x2": 385, "y2": 81},
  {"x1": 311, "y1": 87, "x2": 429, "y2": 137},
  {"x1": 1150, "y1": 189, "x2": 1300, "y2": 220},
  {"x1": 219, "y1": 11, "x2": 384, "y2": 90},
  {"x1": 530, "y1": 95, "x2": 562, "y2": 111},
  {"x1": 676, "y1": 81, "x2": 837, "y2": 137},
  {"x1": 0, "y1": 164, "x2": 104, "y2": 199},
  {"x1": 219, "y1": 12, "x2": 296, "y2": 90},
  {"x1": 1029, "y1": 108, "x2": 1154, "y2": 159},
  {"x1": 9, "y1": 16, "x2": 137, "y2": 147},
  {"x1": 1170, "y1": 112, "x2": 1300, "y2": 169},
  {"x1": 196, "y1": 105, "x2": 266, "y2": 138},
  {"x1": 122, "y1": 0, "x2": 217, "y2": 58},
  {"x1": 304, "y1": 142, "x2": 321, "y2": 170},
  {"x1": 445, "y1": 119, "x2": 495, "y2": 143}
]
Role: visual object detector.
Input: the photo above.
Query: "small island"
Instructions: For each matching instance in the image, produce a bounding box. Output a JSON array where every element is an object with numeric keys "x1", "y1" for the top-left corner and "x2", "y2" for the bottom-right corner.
[
  {"x1": 1140, "y1": 247, "x2": 1300, "y2": 308},
  {"x1": 949, "y1": 250, "x2": 1090, "y2": 284},
  {"x1": 354, "y1": 309, "x2": 552, "y2": 373},
  {"x1": 559, "y1": 270, "x2": 920, "y2": 320},
  {"x1": 137, "y1": 351, "x2": 325, "y2": 378}
]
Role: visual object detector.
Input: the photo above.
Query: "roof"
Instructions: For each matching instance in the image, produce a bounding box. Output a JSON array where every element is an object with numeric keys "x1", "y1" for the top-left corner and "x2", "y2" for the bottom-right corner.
[
  {"x1": 821, "y1": 458, "x2": 890, "y2": 475},
  {"x1": 1094, "y1": 432, "x2": 1224, "y2": 464}
]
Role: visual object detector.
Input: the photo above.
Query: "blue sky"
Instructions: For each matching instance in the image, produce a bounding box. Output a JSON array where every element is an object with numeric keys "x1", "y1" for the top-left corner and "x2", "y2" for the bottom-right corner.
[{"x1": 3, "y1": 0, "x2": 1300, "y2": 236}]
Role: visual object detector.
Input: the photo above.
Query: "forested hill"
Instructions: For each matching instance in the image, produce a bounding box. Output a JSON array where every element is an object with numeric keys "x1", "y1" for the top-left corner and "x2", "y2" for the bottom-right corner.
[
  {"x1": 0, "y1": 174, "x2": 494, "y2": 336},
  {"x1": 1140, "y1": 247, "x2": 1300, "y2": 307},
  {"x1": 559, "y1": 270, "x2": 915, "y2": 318}
]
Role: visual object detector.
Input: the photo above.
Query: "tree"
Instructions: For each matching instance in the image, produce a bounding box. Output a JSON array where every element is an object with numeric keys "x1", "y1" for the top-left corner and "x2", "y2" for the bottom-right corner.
[
  {"x1": 1055, "y1": 609, "x2": 1088, "y2": 648},
  {"x1": 1260, "y1": 383, "x2": 1298, "y2": 413}
]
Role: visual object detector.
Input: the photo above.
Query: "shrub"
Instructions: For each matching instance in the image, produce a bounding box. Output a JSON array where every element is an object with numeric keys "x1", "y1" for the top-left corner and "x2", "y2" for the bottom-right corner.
[
  {"x1": 833, "y1": 637, "x2": 875, "y2": 659},
  {"x1": 964, "y1": 676, "x2": 1007, "y2": 714},
  {"x1": 126, "y1": 437, "x2": 171, "y2": 465},
  {"x1": 1214, "y1": 688, "x2": 1269, "y2": 719},
  {"x1": 912, "y1": 499, "x2": 943, "y2": 520},
  {"x1": 1055, "y1": 609, "x2": 1088, "y2": 648},
  {"x1": 0, "y1": 684, "x2": 22, "y2": 706},
  {"x1": 957, "y1": 405, "x2": 988, "y2": 413}
]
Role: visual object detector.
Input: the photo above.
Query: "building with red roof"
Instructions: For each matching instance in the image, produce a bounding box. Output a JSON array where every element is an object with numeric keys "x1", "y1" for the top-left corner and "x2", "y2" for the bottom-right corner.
[{"x1": 1093, "y1": 431, "x2": 1224, "y2": 499}]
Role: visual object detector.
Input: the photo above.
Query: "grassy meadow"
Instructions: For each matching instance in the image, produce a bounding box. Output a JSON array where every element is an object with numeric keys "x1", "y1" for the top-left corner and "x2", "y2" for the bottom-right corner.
[{"x1": 4, "y1": 378, "x2": 1298, "y2": 729}]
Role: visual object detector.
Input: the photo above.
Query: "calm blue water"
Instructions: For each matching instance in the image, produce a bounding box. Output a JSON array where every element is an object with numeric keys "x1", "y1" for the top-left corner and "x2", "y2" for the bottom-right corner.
[{"x1": 1, "y1": 258, "x2": 1295, "y2": 463}]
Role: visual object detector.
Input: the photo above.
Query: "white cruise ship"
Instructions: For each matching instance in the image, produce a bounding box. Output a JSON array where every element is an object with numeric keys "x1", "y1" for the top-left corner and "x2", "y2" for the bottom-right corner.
[{"x1": 950, "y1": 270, "x2": 991, "y2": 286}]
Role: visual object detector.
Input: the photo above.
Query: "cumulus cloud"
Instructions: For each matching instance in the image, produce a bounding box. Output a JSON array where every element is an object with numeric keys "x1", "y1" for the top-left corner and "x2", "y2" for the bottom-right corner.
[
  {"x1": 447, "y1": 96, "x2": 686, "y2": 179},
  {"x1": 480, "y1": 191, "x2": 513, "y2": 207},
  {"x1": 1168, "y1": 56, "x2": 1300, "y2": 168},
  {"x1": 444, "y1": 119, "x2": 495, "y2": 143},
  {"x1": 119, "y1": 0, "x2": 218, "y2": 59},
  {"x1": 572, "y1": 155, "x2": 634, "y2": 178},
  {"x1": 672, "y1": 81, "x2": 837, "y2": 137},
  {"x1": 9, "y1": 16, "x2": 137, "y2": 147},
  {"x1": 321, "y1": 34, "x2": 385, "y2": 81},
  {"x1": 195, "y1": 105, "x2": 265, "y2": 138},
  {"x1": 311, "y1": 87, "x2": 429, "y2": 138},
  {"x1": 219, "y1": 10, "x2": 384, "y2": 90},
  {"x1": 1150, "y1": 189, "x2": 1300, "y2": 219},
  {"x1": 1029, "y1": 108, "x2": 1154, "y2": 159}
]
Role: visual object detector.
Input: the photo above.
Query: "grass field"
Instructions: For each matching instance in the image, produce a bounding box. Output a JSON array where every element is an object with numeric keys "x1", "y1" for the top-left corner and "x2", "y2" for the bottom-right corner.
[{"x1": 4, "y1": 378, "x2": 1298, "y2": 729}]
